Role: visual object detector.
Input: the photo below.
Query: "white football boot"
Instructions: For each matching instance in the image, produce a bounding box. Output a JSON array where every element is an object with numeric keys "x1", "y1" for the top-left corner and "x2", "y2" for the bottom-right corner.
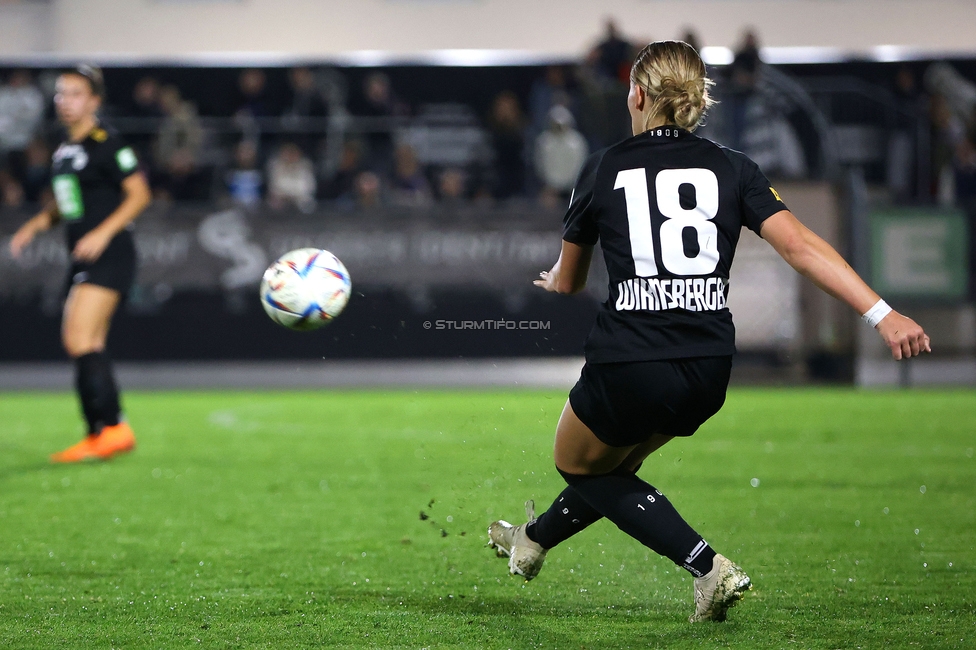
[
  {"x1": 689, "y1": 553, "x2": 752, "y2": 622},
  {"x1": 487, "y1": 500, "x2": 548, "y2": 581}
]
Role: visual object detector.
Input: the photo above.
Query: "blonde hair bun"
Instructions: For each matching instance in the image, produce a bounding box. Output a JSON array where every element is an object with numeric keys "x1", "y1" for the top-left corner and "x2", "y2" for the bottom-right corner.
[{"x1": 631, "y1": 41, "x2": 715, "y2": 132}]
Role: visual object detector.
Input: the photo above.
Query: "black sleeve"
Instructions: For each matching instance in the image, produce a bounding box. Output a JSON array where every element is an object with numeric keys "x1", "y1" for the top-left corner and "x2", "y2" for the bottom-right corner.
[
  {"x1": 104, "y1": 134, "x2": 141, "y2": 185},
  {"x1": 561, "y1": 150, "x2": 604, "y2": 245},
  {"x1": 738, "y1": 155, "x2": 787, "y2": 235}
]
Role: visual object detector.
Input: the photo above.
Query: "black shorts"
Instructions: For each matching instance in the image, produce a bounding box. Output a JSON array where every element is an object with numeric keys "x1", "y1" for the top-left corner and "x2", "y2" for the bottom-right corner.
[
  {"x1": 66, "y1": 231, "x2": 137, "y2": 298},
  {"x1": 569, "y1": 356, "x2": 733, "y2": 447}
]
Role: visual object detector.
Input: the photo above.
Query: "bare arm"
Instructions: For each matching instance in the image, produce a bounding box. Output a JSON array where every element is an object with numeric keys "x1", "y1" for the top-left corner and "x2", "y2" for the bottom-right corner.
[
  {"x1": 72, "y1": 172, "x2": 152, "y2": 262},
  {"x1": 534, "y1": 240, "x2": 594, "y2": 295},
  {"x1": 9, "y1": 199, "x2": 60, "y2": 258},
  {"x1": 760, "y1": 209, "x2": 930, "y2": 360}
]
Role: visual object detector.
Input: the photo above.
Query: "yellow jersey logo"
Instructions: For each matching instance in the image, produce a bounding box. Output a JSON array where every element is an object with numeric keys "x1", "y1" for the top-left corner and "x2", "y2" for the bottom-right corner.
[
  {"x1": 770, "y1": 186, "x2": 783, "y2": 202},
  {"x1": 91, "y1": 128, "x2": 108, "y2": 142}
]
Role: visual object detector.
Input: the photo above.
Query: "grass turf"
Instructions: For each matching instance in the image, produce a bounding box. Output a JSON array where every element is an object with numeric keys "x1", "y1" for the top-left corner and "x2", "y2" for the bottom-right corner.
[{"x1": 0, "y1": 388, "x2": 974, "y2": 649}]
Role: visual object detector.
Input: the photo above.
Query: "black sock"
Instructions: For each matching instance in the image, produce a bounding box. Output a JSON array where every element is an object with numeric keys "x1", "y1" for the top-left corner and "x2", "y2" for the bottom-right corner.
[
  {"x1": 74, "y1": 351, "x2": 121, "y2": 434},
  {"x1": 74, "y1": 356, "x2": 100, "y2": 435},
  {"x1": 525, "y1": 463, "x2": 647, "y2": 550},
  {"x1": 557, "y1": 467, "x2": 717, "y2": 577},
  {"x1": 526, "y1": 486, "x2": 603, "y2": 549}
]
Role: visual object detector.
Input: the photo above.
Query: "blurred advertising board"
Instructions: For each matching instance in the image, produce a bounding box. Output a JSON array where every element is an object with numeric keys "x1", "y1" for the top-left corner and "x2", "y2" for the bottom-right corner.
[
  {"x1": 870, "y1": 208, "x2": 969, "y2": 301},
  {"x1": 0, "y1": 205, "x2": 562, "y2": 305}
]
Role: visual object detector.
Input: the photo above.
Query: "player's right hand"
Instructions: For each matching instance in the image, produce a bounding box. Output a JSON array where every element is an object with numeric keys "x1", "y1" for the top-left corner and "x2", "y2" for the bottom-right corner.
[
  {"x1": 876, "y1": 312, "x2": 931, "y2": 360},
  {"x1": 533, "y1": 269, "x2": 558, "y2": 292}
]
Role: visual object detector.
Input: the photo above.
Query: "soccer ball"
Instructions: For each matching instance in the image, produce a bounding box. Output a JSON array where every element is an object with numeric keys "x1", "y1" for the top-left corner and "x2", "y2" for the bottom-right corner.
[{"x1": 260, "y1": 248, "x2": 352, "y2": 331}]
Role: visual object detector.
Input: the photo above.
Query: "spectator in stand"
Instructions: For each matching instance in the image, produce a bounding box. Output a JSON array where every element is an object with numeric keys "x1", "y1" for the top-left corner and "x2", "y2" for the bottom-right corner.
[
  {"x1": 680, "y1": 28, "x2": 702, "y2": 54},
  {"x1": 236, "y1": 69, "x2": 270, "y2": 118},
  {"x1": 357, "y1": 72, "x2": 404, "y2": 170},
  {"x1": 285, "y1": 67, "x2": 329, "y2": 120},
  {"x1": 528, "y1": 65, "x2": 578, "y2": 141},
  {"x1": 578, "y1": 25, "x2": 634, "y2": 149},
  {"x1": 727, "y1": 29, "x2": 762, "y2": 151},
  {"x1": 894, "y1": 66, "x2": 918, "y2": 103},
  {"x1": 0, "y1": 138, "x2": 49, "y2": 208},
  {"x1": 488, "y1": 90, "x2": 527, "y2": 200},
  {"x1": 589, "y1": 19, "x2": 634, "y2": 84},
  {"x1": 0, "y1": 165, "x2": 23, "y2": 206},
  {"x1": 923, "y1": 62, "x2": 976, "y2": 201},
  {"x1": 534, "y1": 105, "x2": 588, "y2": 208},
  {"x1": 21, "y1": 138, "x2": 51, "y2": 204},
  {"x1": 284, "y1": 67, "x2": 330, "y2": 156},
  {"x1": 730, "y1": 29, "x2": 762, "y2": 92},
  {"x1": 153, "y1": 147, "x2": 211, "y2": 203},
  {"x1": 437, "y1": 167, "x2": 468, "y2": 205},
  {"x1": 225, "y1": 140, "x2": 263, "y2": 208},
  {"x1": 361, "y1": 72, "x2": 403, "y2": 117},
  {"x1": 0, "y1": 70, "x2": 45, "y2": 187},
  {"x1": 128, "y1": 76, "x2": 163, "y2": 171},
  {"x1": 887, "y1": 66, "x2": 923, "y2": 200},
  {"x1": 322, "y1": 139, "x2": 365, "y2": 202},
  {"x1": 353, "y1": 170, "x2": 383, "y2": 209},
  {"x1": 130, "y1": 76, "x2": 163, "y2": 118},
  {"x1": 233, "y1": 69, "x2": 270, "y2": 145},
  {"x1": 267, "y1": 142, "x2": 317, "y2": 213},
  {"x1": 930, "y1": 93, "x2": 967, "y2": 205},
  {"x1": 574, "y1": 60, "x2": 614, "y2": 151},
  {"x1": 155, "y1": 85, "x2": 203, "y2": 174},
  {"x1": 390, "y1": 143, "x2": 432, "y2": 206}
]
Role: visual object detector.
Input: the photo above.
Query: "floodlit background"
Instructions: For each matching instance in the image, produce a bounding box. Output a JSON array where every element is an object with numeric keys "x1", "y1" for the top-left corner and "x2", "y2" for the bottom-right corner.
[
  {"x1": 0, "y1": 0, "x2": 974, "y2": 388},
  {"x1": 1, "y1": 4, "x2": 974, "y2": 649}
]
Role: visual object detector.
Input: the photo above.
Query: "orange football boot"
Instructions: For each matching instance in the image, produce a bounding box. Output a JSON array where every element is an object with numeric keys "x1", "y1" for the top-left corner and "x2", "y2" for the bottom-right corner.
[
  {"x1": 50, "y1": 436, "x2": 98, "y2": 463},
  {"x1": 89, "y1": 422, "x2": 136, "y2": 459}
]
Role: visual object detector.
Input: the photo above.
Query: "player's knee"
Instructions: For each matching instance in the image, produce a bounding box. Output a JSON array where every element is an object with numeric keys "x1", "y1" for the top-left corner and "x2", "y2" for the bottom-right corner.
[
  {"x1": 62, "y1": 329, "x2": 101, "y2": 358},
  {"x1": 556, "y1": 464, "x2": 587, "y2": 486},
  {"x1": 62, "y1": 337, "x2": 88, "y2": 358}
]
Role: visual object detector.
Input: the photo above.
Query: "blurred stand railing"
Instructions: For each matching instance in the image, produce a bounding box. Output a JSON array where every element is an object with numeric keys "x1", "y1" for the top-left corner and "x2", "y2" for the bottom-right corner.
[
  {"x1": 706, "y1": 66, "x2": 840, "y2": 182},
  {"x1": 799, "y1": 76, "x2": 929, "y2": 199}
]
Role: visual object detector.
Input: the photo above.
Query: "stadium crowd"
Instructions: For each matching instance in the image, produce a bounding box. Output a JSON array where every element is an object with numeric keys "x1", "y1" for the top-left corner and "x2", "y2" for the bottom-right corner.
[{"x1": 1, "y1": 23, "x2": 976, "y2": 220}]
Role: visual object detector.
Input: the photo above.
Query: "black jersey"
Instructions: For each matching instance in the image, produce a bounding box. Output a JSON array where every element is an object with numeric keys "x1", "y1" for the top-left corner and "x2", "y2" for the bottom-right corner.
[
  {"x1": 563, "y1": 126, "x2": 787, "y2": 363},
  {"x1": 50, "y1": 126, "x2": 141, "y2": 248}
]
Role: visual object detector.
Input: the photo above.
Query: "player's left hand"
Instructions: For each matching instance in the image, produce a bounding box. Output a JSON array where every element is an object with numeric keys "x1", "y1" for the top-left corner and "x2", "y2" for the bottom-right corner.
[
  {"x1": 72, "y1": 228, "x2": 112, "y2": 263},
  {"x1": 876, "y1": 311, "x2": 931, "y2": 360}
]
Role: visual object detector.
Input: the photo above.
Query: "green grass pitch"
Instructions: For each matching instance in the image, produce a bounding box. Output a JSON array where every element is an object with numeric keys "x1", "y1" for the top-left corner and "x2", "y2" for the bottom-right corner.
[{"x1": 1, "y1": 388, "x2": 974, "y2": 649}]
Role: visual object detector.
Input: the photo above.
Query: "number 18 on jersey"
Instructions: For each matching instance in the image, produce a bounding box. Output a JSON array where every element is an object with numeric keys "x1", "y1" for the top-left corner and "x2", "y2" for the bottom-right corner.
[{"x1": 613, "y1": 167, "x2": 726, "y2": 313}]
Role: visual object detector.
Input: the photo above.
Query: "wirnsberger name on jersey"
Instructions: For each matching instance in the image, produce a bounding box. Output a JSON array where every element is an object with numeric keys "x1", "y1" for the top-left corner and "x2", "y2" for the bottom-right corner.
[{"x1": 614, "y1": 276, "x2": 728, "y2": 312}]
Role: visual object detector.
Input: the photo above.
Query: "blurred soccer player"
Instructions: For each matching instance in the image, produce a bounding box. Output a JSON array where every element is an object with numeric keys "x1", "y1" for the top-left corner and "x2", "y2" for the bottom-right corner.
[
  {"x1": 488, "y1": 41, "x2": 930, "y2": 623},
  {"x1": 9, "y1": 65, "x2": 151, "y2": 462}
]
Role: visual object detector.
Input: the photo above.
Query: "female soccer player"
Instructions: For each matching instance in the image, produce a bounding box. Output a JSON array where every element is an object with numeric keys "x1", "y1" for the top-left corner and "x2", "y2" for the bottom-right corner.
[
  {"x1": 9, "y1": 65, "x2": 151, "y2": 462},
  {"x1": 488, "y1": 41, "x2": 930, "y2": 623}
]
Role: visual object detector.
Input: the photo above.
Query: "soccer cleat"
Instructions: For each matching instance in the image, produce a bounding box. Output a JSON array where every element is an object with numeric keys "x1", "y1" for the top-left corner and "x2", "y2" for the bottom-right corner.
[
  {"x1": 689, "y1": 553, "x2": 752, "y2": 623},
  {"x1": 50, "y1": 436, "x2": 98, "y2": 463},
  {"x1": 487, "y1": 500, "x2": 548, "y2": 581},
  {"x1": 88, "y1": 422, "x2": 136, "y2": 460}
]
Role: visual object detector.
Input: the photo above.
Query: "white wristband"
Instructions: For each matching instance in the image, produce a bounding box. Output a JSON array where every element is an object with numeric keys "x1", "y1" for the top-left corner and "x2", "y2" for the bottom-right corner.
[{"x1": 861, "y1": 299, "x2": 892, "y2": 328}]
